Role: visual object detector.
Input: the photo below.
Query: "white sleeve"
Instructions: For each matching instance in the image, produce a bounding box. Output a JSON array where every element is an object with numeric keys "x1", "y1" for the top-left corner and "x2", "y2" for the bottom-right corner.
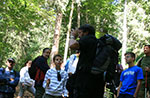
[
  {"x1": 19, "y1": 67, "x2": 26, "y2": 83},
  {"x1": 63, "y1": 72, "x2": 69, "y2": 97}
]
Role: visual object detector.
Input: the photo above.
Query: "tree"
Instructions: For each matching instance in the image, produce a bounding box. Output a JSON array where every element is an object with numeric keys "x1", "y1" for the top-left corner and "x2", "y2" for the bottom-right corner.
[{"x1": 63, "y1": 0, "x2": 75, "y2": 63}]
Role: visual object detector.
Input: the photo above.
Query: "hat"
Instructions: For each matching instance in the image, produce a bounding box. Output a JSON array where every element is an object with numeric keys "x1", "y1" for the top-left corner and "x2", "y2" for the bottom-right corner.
[{"x1": 8, "y1": 58, "x2": 15, "y2": 63}]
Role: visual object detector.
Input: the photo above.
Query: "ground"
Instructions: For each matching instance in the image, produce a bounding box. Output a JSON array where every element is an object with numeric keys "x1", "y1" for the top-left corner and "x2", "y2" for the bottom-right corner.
[{"x1": 14, "y1": 85, "x2": 34, "y2": 98}]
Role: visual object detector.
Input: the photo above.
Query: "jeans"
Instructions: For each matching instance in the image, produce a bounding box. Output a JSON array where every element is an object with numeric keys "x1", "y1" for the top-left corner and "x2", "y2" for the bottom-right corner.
[{"x1": 18, "y1": 83, "x2": 36, "y2": 97}]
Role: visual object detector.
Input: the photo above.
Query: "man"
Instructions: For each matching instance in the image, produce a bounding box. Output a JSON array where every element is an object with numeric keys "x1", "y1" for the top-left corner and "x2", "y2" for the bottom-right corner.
[
  {"x1": 69, "y1": 24, "x2": 105, "y2": 98},
  {"x1": 117, "y1": 52, "x2": 143, "y2": 98},
  {"x1": 29, "y1": 48, "x2": 51, "y2": 98},
  {"x1": 0, "y1": 58, "x2": 19, "y2": 98},
  {"x1": 137, "y1": 45, "x2": 150, "y2": 98}
]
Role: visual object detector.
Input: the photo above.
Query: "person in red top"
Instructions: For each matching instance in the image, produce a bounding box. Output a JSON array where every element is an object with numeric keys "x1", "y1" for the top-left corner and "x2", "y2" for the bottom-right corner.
[{"x1": 29, "y1": 48, "x2": 51, "y2": 98}]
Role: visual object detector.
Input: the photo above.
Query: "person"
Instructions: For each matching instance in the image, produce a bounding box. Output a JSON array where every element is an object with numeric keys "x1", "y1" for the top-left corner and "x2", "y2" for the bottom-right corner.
[
  {"x1": 30, "y1": 48, "x2": 51, "y2": 98},
  {"x1": 64, "y1": 50, "x2": 80, "y2": 98},
  {"x1": 69, "y1": 24, "x2": 105, "y2": 98},
  {"x1": 117, "y1": 52, "x2": 143, "y2": 98},
  {"x1": 106, "y1": 64, "x2": 123, "y2": 98},
  {"x1": 137, "y1": 45, "x2": 150, "y2": 98},
  {"x1": 0, "y1": 58, "x2": 20, "y2": 98},
  {"x1": 43, "y1": 54, "x2": 68, "y2": 98},
  {"x1": 17, "y1": 60, "x2": 36, "y2": 98},
  {"x1": 65, "y1": 50, "x2": 80, "y2": 74}
]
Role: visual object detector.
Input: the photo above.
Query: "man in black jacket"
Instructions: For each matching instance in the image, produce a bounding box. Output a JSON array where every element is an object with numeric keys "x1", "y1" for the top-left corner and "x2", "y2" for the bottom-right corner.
[
  {"x1": 29, "y1": 48, "x2": 51, "y2": 98},
  {"x1": 69, "y1": 24, "x2": 105, "y2": 98}
]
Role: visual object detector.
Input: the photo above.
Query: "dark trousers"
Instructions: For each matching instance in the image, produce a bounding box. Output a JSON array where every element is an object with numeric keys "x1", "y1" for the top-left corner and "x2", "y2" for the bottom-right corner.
[
  {"x1": 73, "y1": 72, "x2": 105, "y2": 98},
  {"x1": 35, "y1": 86, "x2": 45, "y2": 98},
  {"x1": 118, "y1": 94, "x2": 134, "y2": 98},
  {"x1": 43, "y1": 94, "x2": 62, "y2": 98},
  {"x1": 0, "y1": 92, "x2": 14, "y2": 98}
]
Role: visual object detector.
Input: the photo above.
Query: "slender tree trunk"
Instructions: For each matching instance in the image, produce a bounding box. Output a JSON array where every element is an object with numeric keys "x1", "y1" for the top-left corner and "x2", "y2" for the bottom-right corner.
[
  {"x1": 51, "y1": 11, "x2": 63, "y2": 62},
  {"x1": 121, "y1": 0, "x2": 127, "y2": 69},
  {"x1": 77, "y1": 0, "x2": 80, "y2": 28},
  {"x1": 63, "y1": 0, "x2": 75, "y2": 63}
]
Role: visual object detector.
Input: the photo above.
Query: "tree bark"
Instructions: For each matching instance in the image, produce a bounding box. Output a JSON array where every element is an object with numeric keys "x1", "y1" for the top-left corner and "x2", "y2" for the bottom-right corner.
[
  {"x1": 77, "y1": 0, "x2": 80, "y2": 28},
  {"x1": 51, "y1": 11, "x2": 63, "y2": 62},
  {"x1": 121, "y1": 0, "x2": 127, "y2": 69},
  {"x1": 63, "y1": 0, "x2": 75, "y2": 63}
]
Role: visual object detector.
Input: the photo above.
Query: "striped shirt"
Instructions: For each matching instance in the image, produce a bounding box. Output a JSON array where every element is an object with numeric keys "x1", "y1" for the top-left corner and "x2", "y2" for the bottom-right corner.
[{"x1": 43, "y1": 68, "x2": 68, "y2": 97}]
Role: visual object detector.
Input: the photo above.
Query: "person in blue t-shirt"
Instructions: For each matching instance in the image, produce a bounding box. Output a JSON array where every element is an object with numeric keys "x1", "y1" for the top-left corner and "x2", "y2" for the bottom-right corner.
[{"x1": 117, "y1": 52, "x2": 144, "y2": 98}]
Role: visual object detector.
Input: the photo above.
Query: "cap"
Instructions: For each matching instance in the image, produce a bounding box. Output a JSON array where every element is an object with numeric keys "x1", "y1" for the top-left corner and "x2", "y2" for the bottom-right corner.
[{"x1": 8, "y1": 58, "x2": 15, "y2": 63}]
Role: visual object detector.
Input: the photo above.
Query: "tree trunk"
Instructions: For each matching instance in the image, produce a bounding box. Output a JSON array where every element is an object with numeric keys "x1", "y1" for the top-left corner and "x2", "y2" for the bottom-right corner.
[
  {"x1": 121, "y1": 0, "x2": 127, "y2": 69},
  {"x1": 51, "y1": 11, "x2": 63, "y2": 62},
  {"x1": 77, "y1": 0, "x2": 81, "y2": 28},
  {"x1": 63, "y1": 0, "x2": 75, "y2": 63}
]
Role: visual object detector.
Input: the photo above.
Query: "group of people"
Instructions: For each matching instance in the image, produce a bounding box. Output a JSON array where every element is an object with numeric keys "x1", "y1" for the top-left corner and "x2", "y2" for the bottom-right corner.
[{"x1": 0, "y1": 24, "x2": 150, "y2": 98}]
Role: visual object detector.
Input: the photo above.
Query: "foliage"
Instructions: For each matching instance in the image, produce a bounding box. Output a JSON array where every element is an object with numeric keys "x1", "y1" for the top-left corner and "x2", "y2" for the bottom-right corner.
[{"x1": 0, "y1": 0, "x2": 56, "y2": 70}]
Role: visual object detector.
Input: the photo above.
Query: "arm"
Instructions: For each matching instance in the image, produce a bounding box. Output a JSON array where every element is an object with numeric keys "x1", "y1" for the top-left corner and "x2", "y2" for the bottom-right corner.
[
  {"x1": 63, "y1": 72, "x2": 69, "y2": 98},
  {"x1": 134, "y1": 80, "x2": 142, "y2": 98},
  {"x1": 43, "y1": 70, "x2": 51, "y2": 88},
  {"x1": 117, "y1": 82, "x2": 122, "y2": 97},
  {"x1": 7, "y1": 72, "x2": 20, "y2": 87},
  {"x1": 19, "y1": 68, "x2": 26, "y2": 83},
  {"x1": 69, "y1": 29, "x2": 80, "y2": 50},
  {"x1": 0, "y1": 68, "x2": 8, "y2": 84}
]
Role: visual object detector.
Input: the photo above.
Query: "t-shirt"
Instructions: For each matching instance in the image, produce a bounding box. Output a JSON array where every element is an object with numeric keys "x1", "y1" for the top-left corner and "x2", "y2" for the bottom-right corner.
[
  {"x1": 76, "y1": 35, "x2": 97, "y2": 72},
  {"x1": 141, "y1": 56, "x2": 150, "y2": 77},
  {"x1": 120, "y1": 66, "x2": 143, "y2": 95}
]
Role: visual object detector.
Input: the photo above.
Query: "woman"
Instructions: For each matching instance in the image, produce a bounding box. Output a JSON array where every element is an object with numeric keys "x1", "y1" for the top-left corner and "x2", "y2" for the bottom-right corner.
[{"x1": 17, "y1": 60, "x2": 36, "y2": 98}]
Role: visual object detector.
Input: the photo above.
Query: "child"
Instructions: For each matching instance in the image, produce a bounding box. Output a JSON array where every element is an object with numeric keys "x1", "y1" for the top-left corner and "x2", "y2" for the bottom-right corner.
[{"x1": 43, "y1": 54, "x2": 68, "y2": 98}]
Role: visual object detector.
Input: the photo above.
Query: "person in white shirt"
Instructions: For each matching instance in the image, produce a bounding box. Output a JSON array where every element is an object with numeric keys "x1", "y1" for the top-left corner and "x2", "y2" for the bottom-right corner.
[
  {"x1": 43, "y1": 54, "x2": 68, "y2": 98},
  {"x1": 17, "y1": 60, "x2": 35, "y2": 98}
]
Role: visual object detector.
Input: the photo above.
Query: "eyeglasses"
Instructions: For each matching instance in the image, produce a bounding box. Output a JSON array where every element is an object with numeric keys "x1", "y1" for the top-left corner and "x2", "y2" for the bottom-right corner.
[{"x1": 57, "y1": 71, "x2": 61, "y2": 81}]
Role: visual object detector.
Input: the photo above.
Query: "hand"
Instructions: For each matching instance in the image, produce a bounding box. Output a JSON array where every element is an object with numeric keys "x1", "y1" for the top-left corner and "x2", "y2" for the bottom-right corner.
[
  {"x1": 71, "y1": 29, "x2": 78, "y2": 39},
  {"x1": 145, "y1": 67, "x2": 150, "y2": 72},
  {"x1": 133, "y1": 93, "x2": 137, "y2": 98},
  {"x1": 10, "y1": 78, "x2": 14, "y2": 81},
  {"x1": 46, "y1": 79, "x2": 50, "y2": 87}
]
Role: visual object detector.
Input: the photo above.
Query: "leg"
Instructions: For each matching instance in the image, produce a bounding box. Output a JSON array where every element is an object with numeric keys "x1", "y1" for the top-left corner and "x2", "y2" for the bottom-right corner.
[
  {"x1": 27, "y1": 86, "x2": 36, "y2": 96},
  {"x1": 18, "y1": 83, "x2": 27, "y2": 98},
  {"x1": 35, "y1": 86, "x2": 45, "y2": 98},
  {"x1": 0, "y1": 93, "x2": 5, "y2": 98}
]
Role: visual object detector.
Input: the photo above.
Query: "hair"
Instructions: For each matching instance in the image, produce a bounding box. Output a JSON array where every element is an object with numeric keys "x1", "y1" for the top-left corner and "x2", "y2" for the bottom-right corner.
[
  {"x1": 24, "y1": 60, "x2": 32, "y2": 66},
  {"x1": 125, "y1": 52, "x2": 136, "y2": 60},
  {"x1": 144, "y1": 45, "x2": 150, "y2": 48},
  {"x1": 53, "y1": 54, "x2": 62, "y2": 62},
  {"x1": 43, "y1": 48, "x2": 50, "y2": 53},
  {"x1": 78, "y1": 24, "x2": 95, "y2": 35}
]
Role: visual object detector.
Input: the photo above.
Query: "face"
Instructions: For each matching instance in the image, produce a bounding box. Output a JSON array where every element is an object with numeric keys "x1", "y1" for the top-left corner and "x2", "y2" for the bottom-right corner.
[
  {"x1": 125, "y1": 54, "x2": 134, "y2": 64},
  {"x1": 144, "y1": 46, "x2": 150, "y2": 54},
  {"x1": 78, "y1": 30, "x2": 88, "y2": 38},
  {"x1": 7, "y1": 60, "x2": 15, "y2": 69},
  {"x1": 43, "y1": 49, "x2": 51, "y2": 59},
  {"x1": 26, "y1": 60, "x2": 32, "y2": 68},
  {"x1": 54, "y1": 56, "x2": 63, "y2": 66}
]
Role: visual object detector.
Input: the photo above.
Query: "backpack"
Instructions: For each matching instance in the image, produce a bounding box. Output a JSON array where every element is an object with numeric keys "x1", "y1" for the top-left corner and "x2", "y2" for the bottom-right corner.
[
  {"x1": 91, "y1": 34, "x2": 122, "y2": 82},
  {"x1": 29, "y1": 56, "x2": 40, "y2": 80}
]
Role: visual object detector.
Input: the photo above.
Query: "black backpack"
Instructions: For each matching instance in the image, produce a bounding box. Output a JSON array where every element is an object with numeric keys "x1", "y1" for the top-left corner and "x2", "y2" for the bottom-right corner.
[
  {"x1": 29, "y1": 56, "x2": 40, "y2": 80},
  {"x1": 91, "y1": 34, "x2": 122, "y2": 82}
]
